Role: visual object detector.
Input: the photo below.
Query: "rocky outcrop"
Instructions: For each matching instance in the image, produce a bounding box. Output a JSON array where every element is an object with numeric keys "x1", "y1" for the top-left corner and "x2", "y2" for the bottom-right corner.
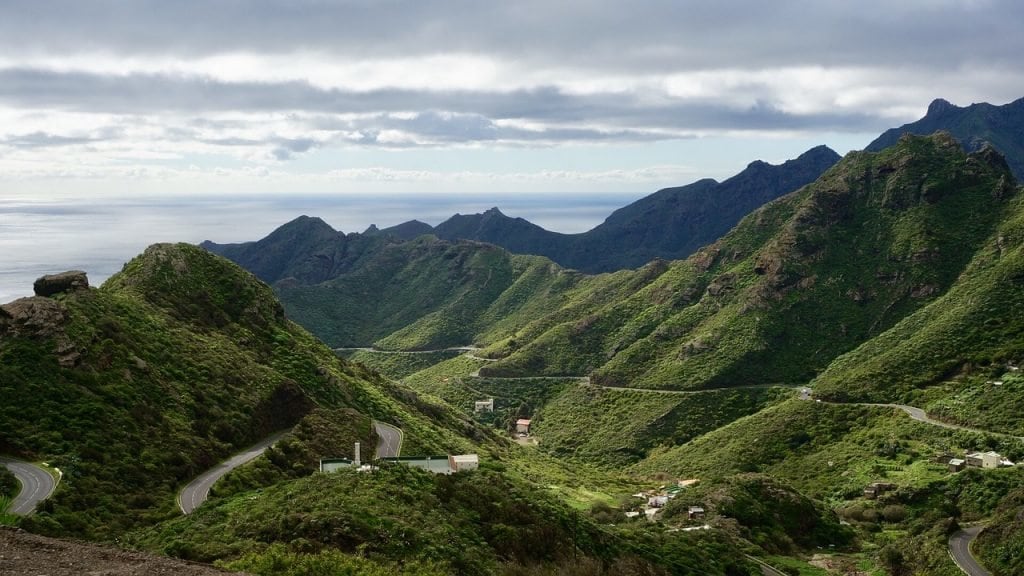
[
  {"x1": 33, "y1": 271, "x2": 89, "y2": 297},
  {"x1": 0, "y1": 297, "x2": 79, "y2": 367}
]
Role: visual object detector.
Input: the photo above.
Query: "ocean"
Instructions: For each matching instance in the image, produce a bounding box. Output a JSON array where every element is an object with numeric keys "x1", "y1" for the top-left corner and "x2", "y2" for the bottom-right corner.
[{"x1": 0, "y1": 192, "x2": 640, "y2": 303}]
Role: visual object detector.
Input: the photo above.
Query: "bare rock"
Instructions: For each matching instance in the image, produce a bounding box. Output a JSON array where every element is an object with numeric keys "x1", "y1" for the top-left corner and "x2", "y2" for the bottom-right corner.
[{"x1": 33, "y1": 271, "x2": 89, "y2": 297}]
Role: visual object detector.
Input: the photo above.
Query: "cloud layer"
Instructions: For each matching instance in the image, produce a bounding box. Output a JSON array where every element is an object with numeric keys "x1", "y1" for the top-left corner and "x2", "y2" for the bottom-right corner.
[{"x1": 0, "y1": 0, "x2": 1021, "y2": 189}]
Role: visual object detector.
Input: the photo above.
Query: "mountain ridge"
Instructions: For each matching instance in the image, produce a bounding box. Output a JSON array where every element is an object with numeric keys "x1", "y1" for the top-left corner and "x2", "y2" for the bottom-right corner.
[{"x1": 867, "y1": 96, "x2": 1024, "y2": 180}]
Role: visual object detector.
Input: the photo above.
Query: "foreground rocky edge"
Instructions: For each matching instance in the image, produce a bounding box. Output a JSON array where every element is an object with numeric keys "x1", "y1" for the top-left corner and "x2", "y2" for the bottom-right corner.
[{"x1": 0, "y1": 527, "x2": 243, "y2": 576}]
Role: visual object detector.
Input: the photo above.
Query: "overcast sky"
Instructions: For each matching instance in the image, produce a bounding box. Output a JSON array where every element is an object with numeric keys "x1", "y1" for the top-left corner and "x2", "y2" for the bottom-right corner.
[{"x1": 1, "y1": 0, "x2": 1021, "y2": 202}]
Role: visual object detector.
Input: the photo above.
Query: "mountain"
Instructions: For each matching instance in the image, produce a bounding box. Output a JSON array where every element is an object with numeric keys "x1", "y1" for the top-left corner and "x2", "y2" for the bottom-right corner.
[
  {"x1": 201, "y1": 216, "x2": 392, "y2": 285},
  {"x1": 209, "y1": 134, "x2": 1018, "y2": 394},
  {"x1": 429, "y1": 145, "x2": 841, "y2": 273},
  {"x1": 2, "y1": 245, "x2": 789, "y2": 575},
  {"x1": 273, "y1": 236, "x2": 597, "y2": 349},
  {"x1": 365, "y1": 219, "x2": 435, "y2": 241},
  {"x1": 477, "y1": 133, "x2": 1019, "y2": 389},
  {"x1": 867, "y1": 97, "x2": 1024, "y2": 180},
  {"x1": 0, "y1": 244, "x2": 477, "y2": 538}
]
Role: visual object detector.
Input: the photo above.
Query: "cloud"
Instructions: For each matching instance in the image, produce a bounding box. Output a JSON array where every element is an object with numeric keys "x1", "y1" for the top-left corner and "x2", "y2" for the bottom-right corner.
[{"x1": 0, "y1": 0, "x2": 1020, "y2": 194}]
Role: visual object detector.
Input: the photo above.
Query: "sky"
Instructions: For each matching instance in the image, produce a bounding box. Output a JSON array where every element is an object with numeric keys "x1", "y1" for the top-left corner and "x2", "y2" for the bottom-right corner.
[{"x1": 1, "y1": 0, "x2": 1024, "y2": 300}]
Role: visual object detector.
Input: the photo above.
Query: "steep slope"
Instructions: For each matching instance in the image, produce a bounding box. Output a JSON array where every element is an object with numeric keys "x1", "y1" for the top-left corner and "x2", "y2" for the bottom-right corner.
[
  {"x1": 566, "y1": 145, "x2": 841, "y2": 272},
  {"x1": 812, "y1": 174, "x2": 1024, "y2": 403},
  {"x1": 430, "y1": 145, "x2": 840, "y2": 272},
  {"x1": 0, "y1": 244, "x2": 476, "y2": 539},
  {"x1": 275, "y1": 235, "x2": 596, "y2": 349},
  {"x1": 867, "y1": 97, "x2": 1024, "y2": 180},
  {"x1": 200, "y1": 215, "x2": 390, "y2": 285},
  {"x1": 482, "y1": 133, "x2": 1018, "y2": 389}
]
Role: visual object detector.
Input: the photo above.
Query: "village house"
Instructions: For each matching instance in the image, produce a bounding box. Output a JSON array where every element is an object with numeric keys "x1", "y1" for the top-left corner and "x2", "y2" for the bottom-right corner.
[
  {"x1": 648, "y1": 495, "x2": 668, "y2": 508},
  {"x1": 687, "y1": 506, "x2": 706, "y2": 520},
  {"x1": 965, "y1": 451, "x2": 1013, "y2": 469},
  {"x1": 863, "y1": 482, "x2": 896, "y2": 499},
  {"x1": 448, "y1": 454, "x2": 479, "y2": 472},
  {"x1": 948, "y1": 458, "x2": 966, "y2": 472},
  {"x1": 515, "y1": 418, "x2": 532, "y2": 435},
  {"x1": 474, "y1": 398, "x2": 494, "y2": 412}
]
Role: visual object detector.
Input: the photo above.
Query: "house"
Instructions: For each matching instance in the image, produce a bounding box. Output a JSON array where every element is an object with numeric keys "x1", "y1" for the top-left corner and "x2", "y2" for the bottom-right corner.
[
  {"x1": 474, "y1": 399, "x2": 494, "y2": 412},
  {"x1": 966, "y1": 451, "x2": 1006, "y2": 469},
  {"x1": 948, "y1": 458, "x2": 966, "y2": 473},
  {"x1": 688, "y1": 506, "x2": 706, "y2": 520},
  {"x1": 863, "y1": 482, "x2": 896, "y2": 499},
  {"x1": 448, "y1": 454, "x2": 479, "y2": 472},
  {"x1": 648, "y1": 495, "x2": 668, "y2": 508},
  {"x1": 515, "y1": 419, "x2": 532, "y2": 435}
]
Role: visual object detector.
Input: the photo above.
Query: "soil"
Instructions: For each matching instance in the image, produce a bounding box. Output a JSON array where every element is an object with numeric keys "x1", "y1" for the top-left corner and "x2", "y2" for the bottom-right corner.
[{"x1": 0, "y1": 527, "x2": 245, "y2": 576}]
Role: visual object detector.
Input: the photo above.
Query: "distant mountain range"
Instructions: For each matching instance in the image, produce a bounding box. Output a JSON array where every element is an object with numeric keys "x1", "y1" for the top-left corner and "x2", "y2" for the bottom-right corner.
[
  {"x1": 208, "y1": 132, "x2": 1023, "y2": 396},
  {"x1": 367, "y1": 145, "x2": 841, "y2": 273}
]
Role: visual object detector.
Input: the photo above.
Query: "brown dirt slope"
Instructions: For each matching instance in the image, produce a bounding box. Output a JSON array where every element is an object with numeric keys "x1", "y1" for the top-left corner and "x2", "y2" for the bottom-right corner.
[{"x1": 0, "y1": 527, "x2": 244, "y2": 576}]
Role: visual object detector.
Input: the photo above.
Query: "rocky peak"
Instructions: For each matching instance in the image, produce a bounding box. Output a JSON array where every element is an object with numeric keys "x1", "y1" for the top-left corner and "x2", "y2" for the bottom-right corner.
[
  {"x1": 926, "y1": 98, "x2": 957, "y2": 116},
  {"x1": 33, "y1": 271, "x2": 89, "y2": 297}
]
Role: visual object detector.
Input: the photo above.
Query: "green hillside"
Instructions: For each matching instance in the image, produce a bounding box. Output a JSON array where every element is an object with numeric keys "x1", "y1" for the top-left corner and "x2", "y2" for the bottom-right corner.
[
  {"x1": 480, "y1": 133, "x2": 1018, "y2": 391},
  {"x1": 276, "y1": 236, "x2": 596, "y2": 349},
  {"x1": 0, "y1": 244, "x2": 475, "y2": 538},
  {"x1": 128, "y1": 465, "x2": 755, "y2": 576},
  {"x1": 812, "y1": 181, "x2": 1024, "y2": 407}
]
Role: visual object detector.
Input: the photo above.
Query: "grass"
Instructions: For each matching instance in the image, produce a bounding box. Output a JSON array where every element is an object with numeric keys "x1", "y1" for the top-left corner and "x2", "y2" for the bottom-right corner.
[{"x1": 0, "y1": 495, "x2": 18, "y2": 526}]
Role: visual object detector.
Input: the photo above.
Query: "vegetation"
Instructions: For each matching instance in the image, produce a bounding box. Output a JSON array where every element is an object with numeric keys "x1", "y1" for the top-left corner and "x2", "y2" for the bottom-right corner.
[
  {"x1": 129, "y1": 465, "x2": 755, "y2": 576},
  {"x1": 211, "y1": 407, "x2": 376, "y2": 499},
  {"x1": 0, "y1": 243, "x2": 476, "y2": 539},
  {"x1": 813, "y1": 186, "x2": 1024, "y2": 403},
  {"x1": 661, "y1": 474, "x2": 853, "y2": 553},
  {"x1": 341, "y1": 349, "x2": 465, "y2": 379},
  {"x1": 532, "y1": 384, "x2": 789, "y2": 467},
  {"x1": 975, "y1": 485, "x2": 1024, "y2": 575},
  {"x1": 0, "y1": 466, "x2": 17, "y2": 499}
]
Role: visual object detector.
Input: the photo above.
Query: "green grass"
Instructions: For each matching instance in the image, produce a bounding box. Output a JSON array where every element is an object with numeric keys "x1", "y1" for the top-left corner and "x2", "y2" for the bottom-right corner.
[{"x1": 0, "y1": 495, "x2": 18, "y2": 526}]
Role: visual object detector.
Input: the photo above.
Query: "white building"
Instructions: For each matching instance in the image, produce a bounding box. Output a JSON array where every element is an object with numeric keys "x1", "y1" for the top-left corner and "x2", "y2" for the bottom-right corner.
[{"x1": 448, "y1": 454, "x2": 480, "y2": 472}]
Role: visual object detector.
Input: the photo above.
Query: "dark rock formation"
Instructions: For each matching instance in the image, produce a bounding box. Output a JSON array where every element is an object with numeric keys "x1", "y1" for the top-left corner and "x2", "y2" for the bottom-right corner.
[{"x1": 33, "y1": 271, "x2": 89, "y2": 297}]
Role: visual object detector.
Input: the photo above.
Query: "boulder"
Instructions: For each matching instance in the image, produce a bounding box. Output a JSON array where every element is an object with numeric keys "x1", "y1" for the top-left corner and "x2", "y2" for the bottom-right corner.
[{"x1": 33, "y1": 271, "x2": 89, "y2": 297}]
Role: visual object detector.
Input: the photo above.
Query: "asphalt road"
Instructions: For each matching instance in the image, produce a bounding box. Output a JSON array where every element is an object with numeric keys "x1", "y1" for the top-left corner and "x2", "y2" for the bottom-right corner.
[
  {"x1": 373, "y1": 421, "x2": 403, "y2": 458},
  {"x1": 178, "y1": 431, "x2": 289, "y2": 514},
  {"x1": 0, "y1": 457, "x2": 56, "y2": 516},
  {"x1": 821, "y1": 400, "x2": 1024, "y2": 440},
  {"x1": 950, "y1": 526, "x2": 991, "y2": 576}
]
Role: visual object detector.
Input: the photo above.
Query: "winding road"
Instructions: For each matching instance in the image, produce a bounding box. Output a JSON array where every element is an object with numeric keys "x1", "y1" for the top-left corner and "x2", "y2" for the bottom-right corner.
[
  {"x1": 373, "y1": 421, "x2": 403, "y2": 458},
  {"x1": 854, "y1": 403, "x2": 1023, "y2": 440},
  {"x1": 949, "y1": 526, "x2": 991, "y2": 576},
  {"x1": 0, "y1": 457, "x2": 56, "y2": 516},
  {"x1": 178, "y1": 430, "x2": 289, "y2": 514}
]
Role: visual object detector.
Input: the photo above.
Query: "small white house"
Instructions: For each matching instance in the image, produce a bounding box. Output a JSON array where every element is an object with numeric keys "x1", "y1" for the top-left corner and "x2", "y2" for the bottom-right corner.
[
  {"x1": 648, "y1": 495, "x2": 668, "y2": 508},
  {"x1": 474, "y1": 398, "x2": 495, "y2": 412},
  {"x1": 515, "y1": 419, "x2": 532, "y2": 435},
  {"x1": 449, "y1": 454, "x2": 480, "y2": 472}
]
